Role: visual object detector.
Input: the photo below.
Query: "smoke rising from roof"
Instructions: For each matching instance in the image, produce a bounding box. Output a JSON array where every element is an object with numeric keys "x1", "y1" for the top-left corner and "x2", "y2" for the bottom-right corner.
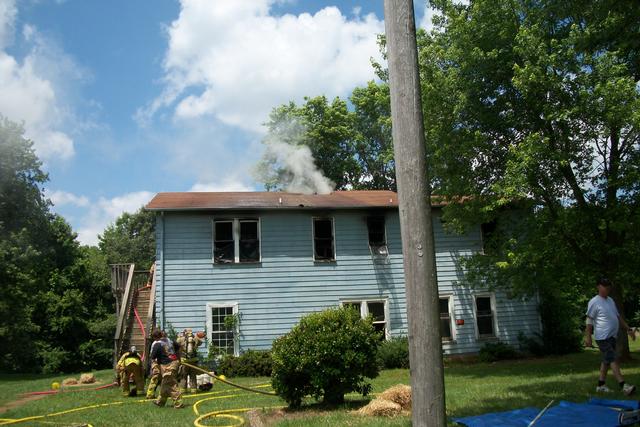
[{"x1": 255, "y1": 119, "x2": 335, "y2": 195}]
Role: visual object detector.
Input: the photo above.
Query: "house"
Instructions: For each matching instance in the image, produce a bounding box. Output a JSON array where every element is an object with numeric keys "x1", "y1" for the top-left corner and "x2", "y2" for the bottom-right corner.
[{"x1": 145, "y1": 190, "x2": 540, "y2": 357}]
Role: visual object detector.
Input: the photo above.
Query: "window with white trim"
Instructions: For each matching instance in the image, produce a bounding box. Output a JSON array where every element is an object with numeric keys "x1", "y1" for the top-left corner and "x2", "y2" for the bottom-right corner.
[
  {"x1": 206, "y1": 303, "x2": 238, "y2": 356},
  {"x1": 439, "y1": 296, "x2": 454, "y2": 341},
  {"x1": 313, "y1": 217, "x2": 335, "y2": 261},
  {"x1": 475, "y1": 295, "x2": 496, "y2": 337},
  {"x1": 213, "y1": 218, "x2": 260, "y2": 263},
  {"x1": 341, "y1": 299, "x2": 388, "y2": 340}
]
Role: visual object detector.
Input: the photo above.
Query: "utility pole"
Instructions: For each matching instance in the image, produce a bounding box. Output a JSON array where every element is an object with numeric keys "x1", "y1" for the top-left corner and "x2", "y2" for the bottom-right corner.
[{"x1": 383, "y1": 1, "x2": 446, "y2": 426}]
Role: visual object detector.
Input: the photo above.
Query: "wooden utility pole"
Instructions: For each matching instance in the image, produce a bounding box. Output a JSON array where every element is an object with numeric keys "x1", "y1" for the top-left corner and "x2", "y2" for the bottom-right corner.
[{"x1": 383, "y1": 1, "x2": 446, "y2": 425}]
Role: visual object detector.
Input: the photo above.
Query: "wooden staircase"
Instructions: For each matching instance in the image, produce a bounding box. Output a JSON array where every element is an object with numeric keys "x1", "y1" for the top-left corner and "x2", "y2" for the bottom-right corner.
[{"x1": 112, "y1": 263, "x2": 156, "y2": 367}]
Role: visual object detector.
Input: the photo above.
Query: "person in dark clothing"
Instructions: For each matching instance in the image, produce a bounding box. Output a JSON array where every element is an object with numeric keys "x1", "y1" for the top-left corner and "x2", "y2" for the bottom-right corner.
[{"x1": 149, "y1": 329, "x2": 184, "y2": 408}]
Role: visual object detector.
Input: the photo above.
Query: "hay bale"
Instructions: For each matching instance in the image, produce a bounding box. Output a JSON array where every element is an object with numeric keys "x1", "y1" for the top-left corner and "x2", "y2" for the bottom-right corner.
[
  {"x1": 356, "y1": 398, "x2": 401, "y2": 417},
  {"x1": 378, "y1": 384, "x2": 412, "y2": 410},
  {"x1": 62, "y1": 378, "x2": 78, "y2": 386},
  {"x1": 79, "y1": 373, "x2": 96, "y2": 384}
]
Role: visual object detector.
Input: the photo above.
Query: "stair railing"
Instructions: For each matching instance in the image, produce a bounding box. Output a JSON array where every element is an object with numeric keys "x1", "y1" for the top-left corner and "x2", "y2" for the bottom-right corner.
[{"x1": 113, "y1": 263, "x2": 135, "y2": 366}]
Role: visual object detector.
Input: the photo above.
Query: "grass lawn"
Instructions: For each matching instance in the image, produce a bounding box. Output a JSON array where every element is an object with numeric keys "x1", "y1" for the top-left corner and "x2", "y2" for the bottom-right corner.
[{"x1": 1, "y1": 342, "x2": 639, "y2": 426}]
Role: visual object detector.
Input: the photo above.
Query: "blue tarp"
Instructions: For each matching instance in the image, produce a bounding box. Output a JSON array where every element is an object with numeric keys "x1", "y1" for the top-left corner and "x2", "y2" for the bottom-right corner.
[{"x1": 454, "y1": 399, "x2": 639, "y2": 427}]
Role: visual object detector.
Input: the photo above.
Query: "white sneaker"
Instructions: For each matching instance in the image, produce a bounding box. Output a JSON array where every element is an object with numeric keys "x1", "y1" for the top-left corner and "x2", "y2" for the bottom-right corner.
[
  {"x1": 623, "y1": 384, "x2": 636, "y2": 396},
  {"x1": 596, "y1": 385, "x2": 612, "y2": 393}
]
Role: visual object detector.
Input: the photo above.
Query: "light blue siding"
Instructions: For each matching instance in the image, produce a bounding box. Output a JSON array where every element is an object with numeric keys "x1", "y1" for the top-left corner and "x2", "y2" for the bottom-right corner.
[{"x1": 155, "y1": 209, "x2": 540, "y2": 356}]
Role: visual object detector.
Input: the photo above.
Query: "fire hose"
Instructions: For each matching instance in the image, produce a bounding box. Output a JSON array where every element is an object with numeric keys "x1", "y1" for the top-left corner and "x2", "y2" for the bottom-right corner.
[{"x1": 180, "y1": 362, "x2": 277, "y2": 396}]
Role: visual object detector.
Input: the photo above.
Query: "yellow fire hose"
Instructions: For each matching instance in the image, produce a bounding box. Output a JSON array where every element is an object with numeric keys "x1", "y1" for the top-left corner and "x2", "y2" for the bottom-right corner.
[
  {"x1": 180, "y1": 362, "x2": 277, "y2": 396},
  {"x1": 0, "y1": 364, "x2": 281, "y2": 427}
]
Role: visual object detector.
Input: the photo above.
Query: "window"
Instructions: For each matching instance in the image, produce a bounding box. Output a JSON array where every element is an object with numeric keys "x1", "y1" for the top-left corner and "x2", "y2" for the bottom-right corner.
[
  {"x1": 367, "y1": 216, "x2": 388, "y2": 257},
  {"x1": 480, "y1": 220, "x2": 497, "y2": 255},
  {"x1": 475, "y1": 295, "x2": 496, "y2": 337},
  {"x1": 440, "y1": 297, "x2": 454, "y2": 341},
  {"x1": 206, "y1": 303, "x2": 238, "y2": 356},
  {"x1": 213, "y1": 218, "x2": 260, "y2": 264},
  {"x1": 341, "y1": 299, "x2": 388, "y2": 340},
  {"x1": 313, "y1": 218, "x2": 335, "y2": 261}
]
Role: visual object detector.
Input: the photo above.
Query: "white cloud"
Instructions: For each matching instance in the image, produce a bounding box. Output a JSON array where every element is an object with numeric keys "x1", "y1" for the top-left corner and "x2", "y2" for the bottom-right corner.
[
  {"x1": 0, "y1": 0, "x2": 16, "y2": 49},
  {"x1": 71, "y1": 191, "x2": 154, "y2": 246},
  {"x1": 417, "y1": 2, "x2": 437, "y2": 32},
  {"x1": 137, "y1": 0, "x2": 385, "y2": 133},
  {"x1": 0, "y1": 5, "x2": 86, "y2": 162},
  {"x1": 47, "y1": 189, "x2": 90, "y2": 207}
]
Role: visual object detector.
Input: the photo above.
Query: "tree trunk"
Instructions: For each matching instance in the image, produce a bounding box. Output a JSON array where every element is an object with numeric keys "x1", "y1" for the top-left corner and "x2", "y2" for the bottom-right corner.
[{"x1": 611, "y1": 282, "x2": 632, "y2": 362}]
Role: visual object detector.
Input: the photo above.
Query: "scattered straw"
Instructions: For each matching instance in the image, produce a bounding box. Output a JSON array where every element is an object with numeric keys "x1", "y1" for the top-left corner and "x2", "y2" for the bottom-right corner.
[
  {"x1": 356, "y1": 398, "x2": 402, "y2": 417},
  {"x1": 62, "y1": 378, "x2": 78, "y2": 386},
  {"x1": 79, "y1": 373, "x2": 96, "y2": 384},
  {"x1": 378, "y1": 384, "x2": 412, "y2": 410}
]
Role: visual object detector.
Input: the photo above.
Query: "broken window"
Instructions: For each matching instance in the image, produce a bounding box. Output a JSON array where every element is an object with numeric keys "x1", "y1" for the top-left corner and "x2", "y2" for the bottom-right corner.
[
  {"x1": 367, "y1": 216, "x2": 388, "y2": 258},
  {"x1": 440, "y1": 297, "x2": 454, "y2": 341},
  {"x1": 239, "y1": 220, "x2": 260, "y2": 262},
  {"x1": 213, "y1": 218, "x2": 260, "y2": 264},
  {"x1": 313, "y1": 218, "x2": 335, "y2": 261},
  {"x1": 214, "y1": 221, "x2": 234, "y2": 263},
  {"x1": 475, "y1": 295, "x2": 496, "y2": 337}
]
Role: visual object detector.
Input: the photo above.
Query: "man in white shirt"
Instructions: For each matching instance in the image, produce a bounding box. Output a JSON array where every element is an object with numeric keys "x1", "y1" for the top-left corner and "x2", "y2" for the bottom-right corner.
[{"x1": 585, "y1": 277, "x2": 635, "y2": 395}]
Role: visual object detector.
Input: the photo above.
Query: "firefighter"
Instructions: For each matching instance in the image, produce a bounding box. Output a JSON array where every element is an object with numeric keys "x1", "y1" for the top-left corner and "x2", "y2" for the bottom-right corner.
[
  {"x1": 177, "y1": 328, "x2": 204, "y2": 393},
  {"x1": 145, "y1": 330, "x2": 167, "y2": 399},
  {"x1": 145, "y1": 359, "x2": 161, "y2": 399},
  {"x1": 150, "y1": 329, "x2": 184, "y2": 408},
  {"x1": 116, "y1": 346, "x2": 145, "y2": 397}
]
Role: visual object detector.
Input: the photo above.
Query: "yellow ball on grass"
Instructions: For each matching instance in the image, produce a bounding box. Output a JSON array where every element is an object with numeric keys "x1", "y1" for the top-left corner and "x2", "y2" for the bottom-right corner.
[{"x1": 51, "y1": 382, "x2": 60, "y2": 390}]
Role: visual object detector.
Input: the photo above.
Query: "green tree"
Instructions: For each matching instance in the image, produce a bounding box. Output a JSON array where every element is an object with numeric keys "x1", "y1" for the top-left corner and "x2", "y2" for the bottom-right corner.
[
  {"x1": 419, "y1": 0, "x2": 640, "y2": 356},
  {"x1": 0, "y1": 117, "x2": 51, "y2": 371},
  {"x1": 0, "y1": 116, "x2": 116, "y2": 372},
  {"x1": 98, "y1": 207, "x2": 155, "y2": 270},
  {"x1": 257, "y1": 87, "x2": 396, "y2": 191}
]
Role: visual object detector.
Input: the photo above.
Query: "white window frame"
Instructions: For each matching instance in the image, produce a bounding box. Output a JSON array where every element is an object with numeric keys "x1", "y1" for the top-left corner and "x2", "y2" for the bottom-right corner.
[
  {"x1": 312, "y1": 217, "x2": 336, "y2": 262},
  {"x1": 340, "y1": 298, "x2": 389, "y2": 340},
  {"x1": 439, "y1": 295, "x2": 456, "y2": 342},
  {"x1": 473, "y1": 293, "x2": 498, "y2": 339},
  {"x1": 206, "y1": 302, "x2": 239, "y2": 356},
  {"x1": 212, "y1": 218, "x2": 261, "y2": 264}
]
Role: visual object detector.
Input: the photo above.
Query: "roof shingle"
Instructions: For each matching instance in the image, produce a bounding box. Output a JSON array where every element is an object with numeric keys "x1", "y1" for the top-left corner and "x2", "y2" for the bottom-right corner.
[{"x1": 145, "y1": 191, "x2": 401, "y2": 211}]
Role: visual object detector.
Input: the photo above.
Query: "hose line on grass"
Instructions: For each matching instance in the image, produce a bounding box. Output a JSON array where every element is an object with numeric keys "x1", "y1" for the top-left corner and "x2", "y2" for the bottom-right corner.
[
  {"x1": 0, "y1": 367, "x2": 279, "y2": 426},
  {"x1": 180, "y1": 362, "x2": 278, "y2": 396}
]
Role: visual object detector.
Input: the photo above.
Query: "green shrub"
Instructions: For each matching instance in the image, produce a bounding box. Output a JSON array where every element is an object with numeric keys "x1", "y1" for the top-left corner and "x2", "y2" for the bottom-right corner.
[
  {"x1": 271, "y1": 307, "x2": 381, "y2": 408},
  {"x1": 218, "y1": 350, "x2": 272, "y2": 377},
  {"x1": 478, "y1": 341, "x2": 519, "y2": 362},
  {"x1": 377, "y1": 336, "x2": 409, "y2": 369},
  {"x1": 518, "y1": 332, "x2": 545, "y2": 357}
]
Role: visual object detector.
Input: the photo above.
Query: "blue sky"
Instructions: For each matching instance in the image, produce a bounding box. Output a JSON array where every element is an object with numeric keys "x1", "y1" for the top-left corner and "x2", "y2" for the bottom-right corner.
[{"x1": 0, "y1": 0, "x2": 433, "y2": 245}]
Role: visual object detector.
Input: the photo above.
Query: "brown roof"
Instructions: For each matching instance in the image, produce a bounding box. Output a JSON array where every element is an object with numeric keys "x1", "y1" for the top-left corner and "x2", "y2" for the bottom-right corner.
[{"x1": 145, "y1": 191, "x2": 402, "y2": 211}]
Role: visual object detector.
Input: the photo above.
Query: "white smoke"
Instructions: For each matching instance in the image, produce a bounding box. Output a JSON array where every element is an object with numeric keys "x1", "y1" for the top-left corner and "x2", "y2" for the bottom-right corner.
[{"x1": 256, "y1": 120, "x2": 335, "y2": 195}]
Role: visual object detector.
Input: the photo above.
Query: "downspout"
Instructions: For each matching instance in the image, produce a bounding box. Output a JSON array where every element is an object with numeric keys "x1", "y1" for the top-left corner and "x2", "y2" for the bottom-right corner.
[{"x1": 160, "y1": 211, "x2": 166, "y2": 328}]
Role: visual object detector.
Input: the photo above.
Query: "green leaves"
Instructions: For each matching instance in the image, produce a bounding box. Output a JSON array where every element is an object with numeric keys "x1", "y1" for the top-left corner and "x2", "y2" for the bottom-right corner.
[
  {"x1": 0, "y1": 117, "x2": 117, "y2": 373},
  {"x1": 271, "y1": 307, "x2": 380, "y2": 408},
  {"x1": 257, "y1": 84, "x2": 396, "y2": 192}
]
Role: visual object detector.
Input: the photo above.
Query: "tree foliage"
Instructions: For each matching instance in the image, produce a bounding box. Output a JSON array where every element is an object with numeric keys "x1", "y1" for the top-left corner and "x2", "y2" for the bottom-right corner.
[
  {"x1": 98, "y1": 207, "x2": 155, "y2": 270},
  {"x1": 257, "y1": 86, "x2": 396, "y2": 191},
  {"x1": 418, "y1": 0, "x2": 640, "y2": 355},
  {"x1": 0, "y1": 116, "x2": 114, "y2": 372}
]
